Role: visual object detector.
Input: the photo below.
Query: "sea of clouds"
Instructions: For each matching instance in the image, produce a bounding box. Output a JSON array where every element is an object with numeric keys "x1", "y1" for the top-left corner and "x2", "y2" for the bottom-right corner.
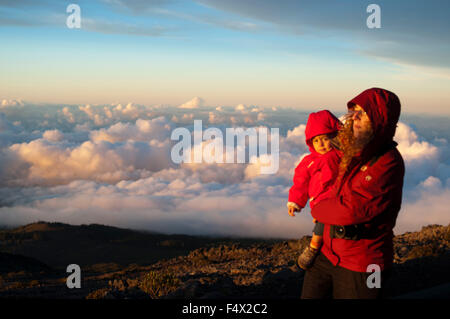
[{"x1": 0, "y1": 97, "x2": 449, "y2": 238}]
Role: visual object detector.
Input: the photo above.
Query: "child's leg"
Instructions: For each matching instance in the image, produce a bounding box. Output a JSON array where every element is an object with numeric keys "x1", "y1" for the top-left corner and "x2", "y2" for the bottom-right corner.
[
  {"x1": 298, "y1": 222, "x2": 324, "y2": 270},
  {"x1": 312, "y1": 222, "x2": 324, "y2": 236},
  {"x1": 310, "y1": 222, "x2": 324, "y2": 250}
]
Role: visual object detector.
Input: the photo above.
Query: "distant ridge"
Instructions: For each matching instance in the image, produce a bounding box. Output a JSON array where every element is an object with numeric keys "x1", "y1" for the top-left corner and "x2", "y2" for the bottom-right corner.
[
  {"x1": 9, "y1": 221, "x2": 160, "y2": 235},
  {"x1": 0, "y1": 221, "x2": 274, "y2": 268}
]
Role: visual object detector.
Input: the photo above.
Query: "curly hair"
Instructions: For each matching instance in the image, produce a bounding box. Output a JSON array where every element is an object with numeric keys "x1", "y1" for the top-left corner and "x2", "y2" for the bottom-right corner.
[{"x1": 333, "y1": 114, "x2": 373, "y2": 188}]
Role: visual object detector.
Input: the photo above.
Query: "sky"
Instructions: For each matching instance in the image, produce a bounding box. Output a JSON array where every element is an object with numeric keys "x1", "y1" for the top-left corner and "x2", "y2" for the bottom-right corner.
[
  {"x1": 0, "y1": 1, "x2": 449, "y2": 238},
  {"x1": 1, "y1": 0, "x2": 450, "y2": 115}
]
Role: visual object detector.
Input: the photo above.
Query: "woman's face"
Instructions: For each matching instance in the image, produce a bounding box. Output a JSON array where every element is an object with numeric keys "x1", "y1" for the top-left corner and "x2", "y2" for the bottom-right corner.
[
  {"x1": 312, "y1": 134, "x2": 332, "y2": 155},
  {"x1": 351, "y1": 104, "x2": 372, "y2": 143}
]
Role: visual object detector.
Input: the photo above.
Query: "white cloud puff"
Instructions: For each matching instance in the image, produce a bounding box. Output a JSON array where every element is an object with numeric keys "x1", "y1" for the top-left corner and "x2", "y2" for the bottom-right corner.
[
  {"x1": 42, "y1": 129, "x2": 64, "y2": 142},
  {"x1": 394, "y1": 122, "x2": 444, "y2": 187},
  {"x1": 1, "y1": 99, "x2": 24, "y2": 108},
  {"x1": 179, "y1": 97, "x2": 205, "y2": 109},
  {"x1": 4, "y1": 138, "x2": 172, "y2": 187},
  {"x1": 90, "y1": 117, "x2": 172, "y2": 143},
  {"x1": 395, "y1": 122, "x2": 439, "y2": 164}
]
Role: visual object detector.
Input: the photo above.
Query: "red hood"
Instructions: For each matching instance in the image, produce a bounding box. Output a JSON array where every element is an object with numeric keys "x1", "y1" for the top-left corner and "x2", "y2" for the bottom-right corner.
[
  {"x1": 305, "y1": 110, "x2": 341, "y2": 153},
  {"x1": 347, "y1": 88, "x2": 401, "y2": 157}
]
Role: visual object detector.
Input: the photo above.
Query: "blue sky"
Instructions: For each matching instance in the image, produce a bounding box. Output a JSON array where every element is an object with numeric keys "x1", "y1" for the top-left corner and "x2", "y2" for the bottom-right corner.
[{"x1": 1, "y1": 0, "x2": 450, "y2": 115}]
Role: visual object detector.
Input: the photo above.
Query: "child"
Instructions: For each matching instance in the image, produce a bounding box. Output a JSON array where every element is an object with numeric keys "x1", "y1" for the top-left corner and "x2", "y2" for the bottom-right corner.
[{"x1": 287, "y1": 110, "x2": 341, "y2": 270}]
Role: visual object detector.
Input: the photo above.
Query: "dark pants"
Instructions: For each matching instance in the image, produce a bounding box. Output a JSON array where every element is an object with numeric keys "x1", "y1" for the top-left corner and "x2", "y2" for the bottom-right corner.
[
  {"x1": 313, "y1": 222, "x2": 324, "y2": 236},
  {"x1": 301, "y1": 253, "x2": 391, "y2": 299}
]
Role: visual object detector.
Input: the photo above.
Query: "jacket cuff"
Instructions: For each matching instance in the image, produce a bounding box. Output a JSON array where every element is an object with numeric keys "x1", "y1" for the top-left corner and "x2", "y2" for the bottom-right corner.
[{"x1": 286, "y1": 202, "x2": 301, "y2": 210}]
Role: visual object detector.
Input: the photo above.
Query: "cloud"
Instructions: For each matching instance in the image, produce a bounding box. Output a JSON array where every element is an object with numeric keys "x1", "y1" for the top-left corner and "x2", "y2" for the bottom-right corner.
[
  {"x1": 0, "y1": 177, "x2": 309, "y2": 237},
  {"x1": 3, "y1": 136, "x2": 173, "y2": 187},
  {"x1": 0, "y1": 0, "x2": 54, "y2": 8},
  {"x1": 178, "y1": 97, "x2": 205, "y2": 109},
  {"x1": 1, "y1": 99, "x2": 24, "y2": 108},
  {"x1": 394, "y1": 122, "x2": 442, "y2": 187},
  {"x1": 0, "y1": 113, "x2": 17, "y2": 132},
  {"x1": 42, "y1": 129, "x2": 64, "y2": 142},
  {"x1": 196, "y1": 0, "x2": 450, "y2": 71},
  {"x1": 90, "y1": 116, "x2": 172, "y2": 143},
  {"x1": 0, "y1": 101, "x2": 449, "y2": 237},
  {"x1": 0, "y1": 1, "x2": 177, "y2": 37},
  {"x1": 101, "y1": 0, "x2": 177, "y2": 14},
  {"x1": 81, "y1": 17, "x2": 175, "y2": 37},
  {"x1": 396, "y1": 180, "x2": 450, "y2": 234},
  {"x1": 68, "y1": 103, "x2": 158, "y2": 128}
]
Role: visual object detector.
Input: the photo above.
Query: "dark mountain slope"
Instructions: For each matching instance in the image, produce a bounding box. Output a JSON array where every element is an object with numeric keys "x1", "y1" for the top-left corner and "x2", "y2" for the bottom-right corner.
[
  {"x1": 0, "y1": 223, "x2": 448, "y2": 299},
  {"x1": 0, "y1": 221, "x2": 276, "y2": 268}
]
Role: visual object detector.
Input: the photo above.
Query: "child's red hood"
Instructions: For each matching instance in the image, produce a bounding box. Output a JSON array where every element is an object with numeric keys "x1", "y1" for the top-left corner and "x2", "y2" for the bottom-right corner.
[{"x1": 305, "y1": 110, "x2": 341, "y2": 153}]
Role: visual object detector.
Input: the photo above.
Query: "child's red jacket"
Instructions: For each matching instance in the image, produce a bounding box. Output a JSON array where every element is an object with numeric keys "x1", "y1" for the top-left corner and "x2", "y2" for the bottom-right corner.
[
  {"x1": 311, "y1": 88, "x2": 405, "y2": 273},
  {"x1": 288, "y1": 110, "x2": 341, "y2": 210}
]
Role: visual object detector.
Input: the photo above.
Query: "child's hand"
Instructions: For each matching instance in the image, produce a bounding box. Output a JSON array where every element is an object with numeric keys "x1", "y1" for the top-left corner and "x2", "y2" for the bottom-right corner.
[{"x1": 288, "y1": 206, "x2": 298, "y2": 217}]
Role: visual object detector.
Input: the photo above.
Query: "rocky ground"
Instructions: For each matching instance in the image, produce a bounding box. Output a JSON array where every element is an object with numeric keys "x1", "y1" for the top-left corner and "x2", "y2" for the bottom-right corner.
[{"x1": 0, "y1": 224, "x2": 449, "y2": 299}]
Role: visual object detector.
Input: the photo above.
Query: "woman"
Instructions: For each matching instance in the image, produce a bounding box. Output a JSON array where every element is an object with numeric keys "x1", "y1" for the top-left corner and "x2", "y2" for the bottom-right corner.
[{"x1": 301, "y1": 88, "x2": 405, "y2": 299}]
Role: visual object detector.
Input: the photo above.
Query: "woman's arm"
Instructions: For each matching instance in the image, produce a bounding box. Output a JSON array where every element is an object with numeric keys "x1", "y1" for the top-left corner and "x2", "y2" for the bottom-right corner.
[{"x1": 311, "y1": 150, "x2": 404, "y2": 226}]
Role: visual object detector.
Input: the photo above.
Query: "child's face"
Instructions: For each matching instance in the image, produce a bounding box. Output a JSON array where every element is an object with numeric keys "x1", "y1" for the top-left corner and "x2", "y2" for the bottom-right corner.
[{"x1": 312, "y1": 134, "x2": 332, "y2": 154}]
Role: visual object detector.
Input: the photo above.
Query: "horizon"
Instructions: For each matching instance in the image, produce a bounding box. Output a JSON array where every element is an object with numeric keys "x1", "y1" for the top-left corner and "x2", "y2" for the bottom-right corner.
[
  {"x1": 2, "y1": 220, "x2": 447, "y2": 240},
  {"x1": 5, "y1": 98, "x2": 450, "y2": 118},
  {"x1": 1, "y1": 1, "x2": 450, "y2": 115}
]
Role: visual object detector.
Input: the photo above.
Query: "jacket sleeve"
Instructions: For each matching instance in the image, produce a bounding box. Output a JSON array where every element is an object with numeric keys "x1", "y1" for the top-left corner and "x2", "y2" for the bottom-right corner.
[
  {"x1": 311, "y1": 151, "x2": 404, "y2": 226},
  {"x1": 288, "y1": 157, "x2": 311, "y2": 209}
]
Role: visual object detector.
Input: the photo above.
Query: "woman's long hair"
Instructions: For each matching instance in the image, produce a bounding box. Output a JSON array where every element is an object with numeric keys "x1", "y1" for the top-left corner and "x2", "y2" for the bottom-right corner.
[{"x1": 333, "y1": 114, "x2": 373, "y2": 189}]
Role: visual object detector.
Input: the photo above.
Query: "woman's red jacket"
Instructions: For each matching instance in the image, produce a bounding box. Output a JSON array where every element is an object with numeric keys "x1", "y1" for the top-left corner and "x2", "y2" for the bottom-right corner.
[{"x1": 311, "y1": 88, "x2": 405, "y2": 272}]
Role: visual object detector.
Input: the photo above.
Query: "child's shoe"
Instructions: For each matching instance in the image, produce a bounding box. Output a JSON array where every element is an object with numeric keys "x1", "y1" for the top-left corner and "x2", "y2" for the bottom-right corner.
[{"x1": 297, "y1": 246, "x2": 319, "y2": 270}]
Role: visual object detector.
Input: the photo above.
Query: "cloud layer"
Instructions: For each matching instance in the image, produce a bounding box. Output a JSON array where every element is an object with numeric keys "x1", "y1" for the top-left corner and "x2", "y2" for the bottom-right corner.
[{"x1": 0, "y1": 100, "x2": 448, "y2": 237}]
